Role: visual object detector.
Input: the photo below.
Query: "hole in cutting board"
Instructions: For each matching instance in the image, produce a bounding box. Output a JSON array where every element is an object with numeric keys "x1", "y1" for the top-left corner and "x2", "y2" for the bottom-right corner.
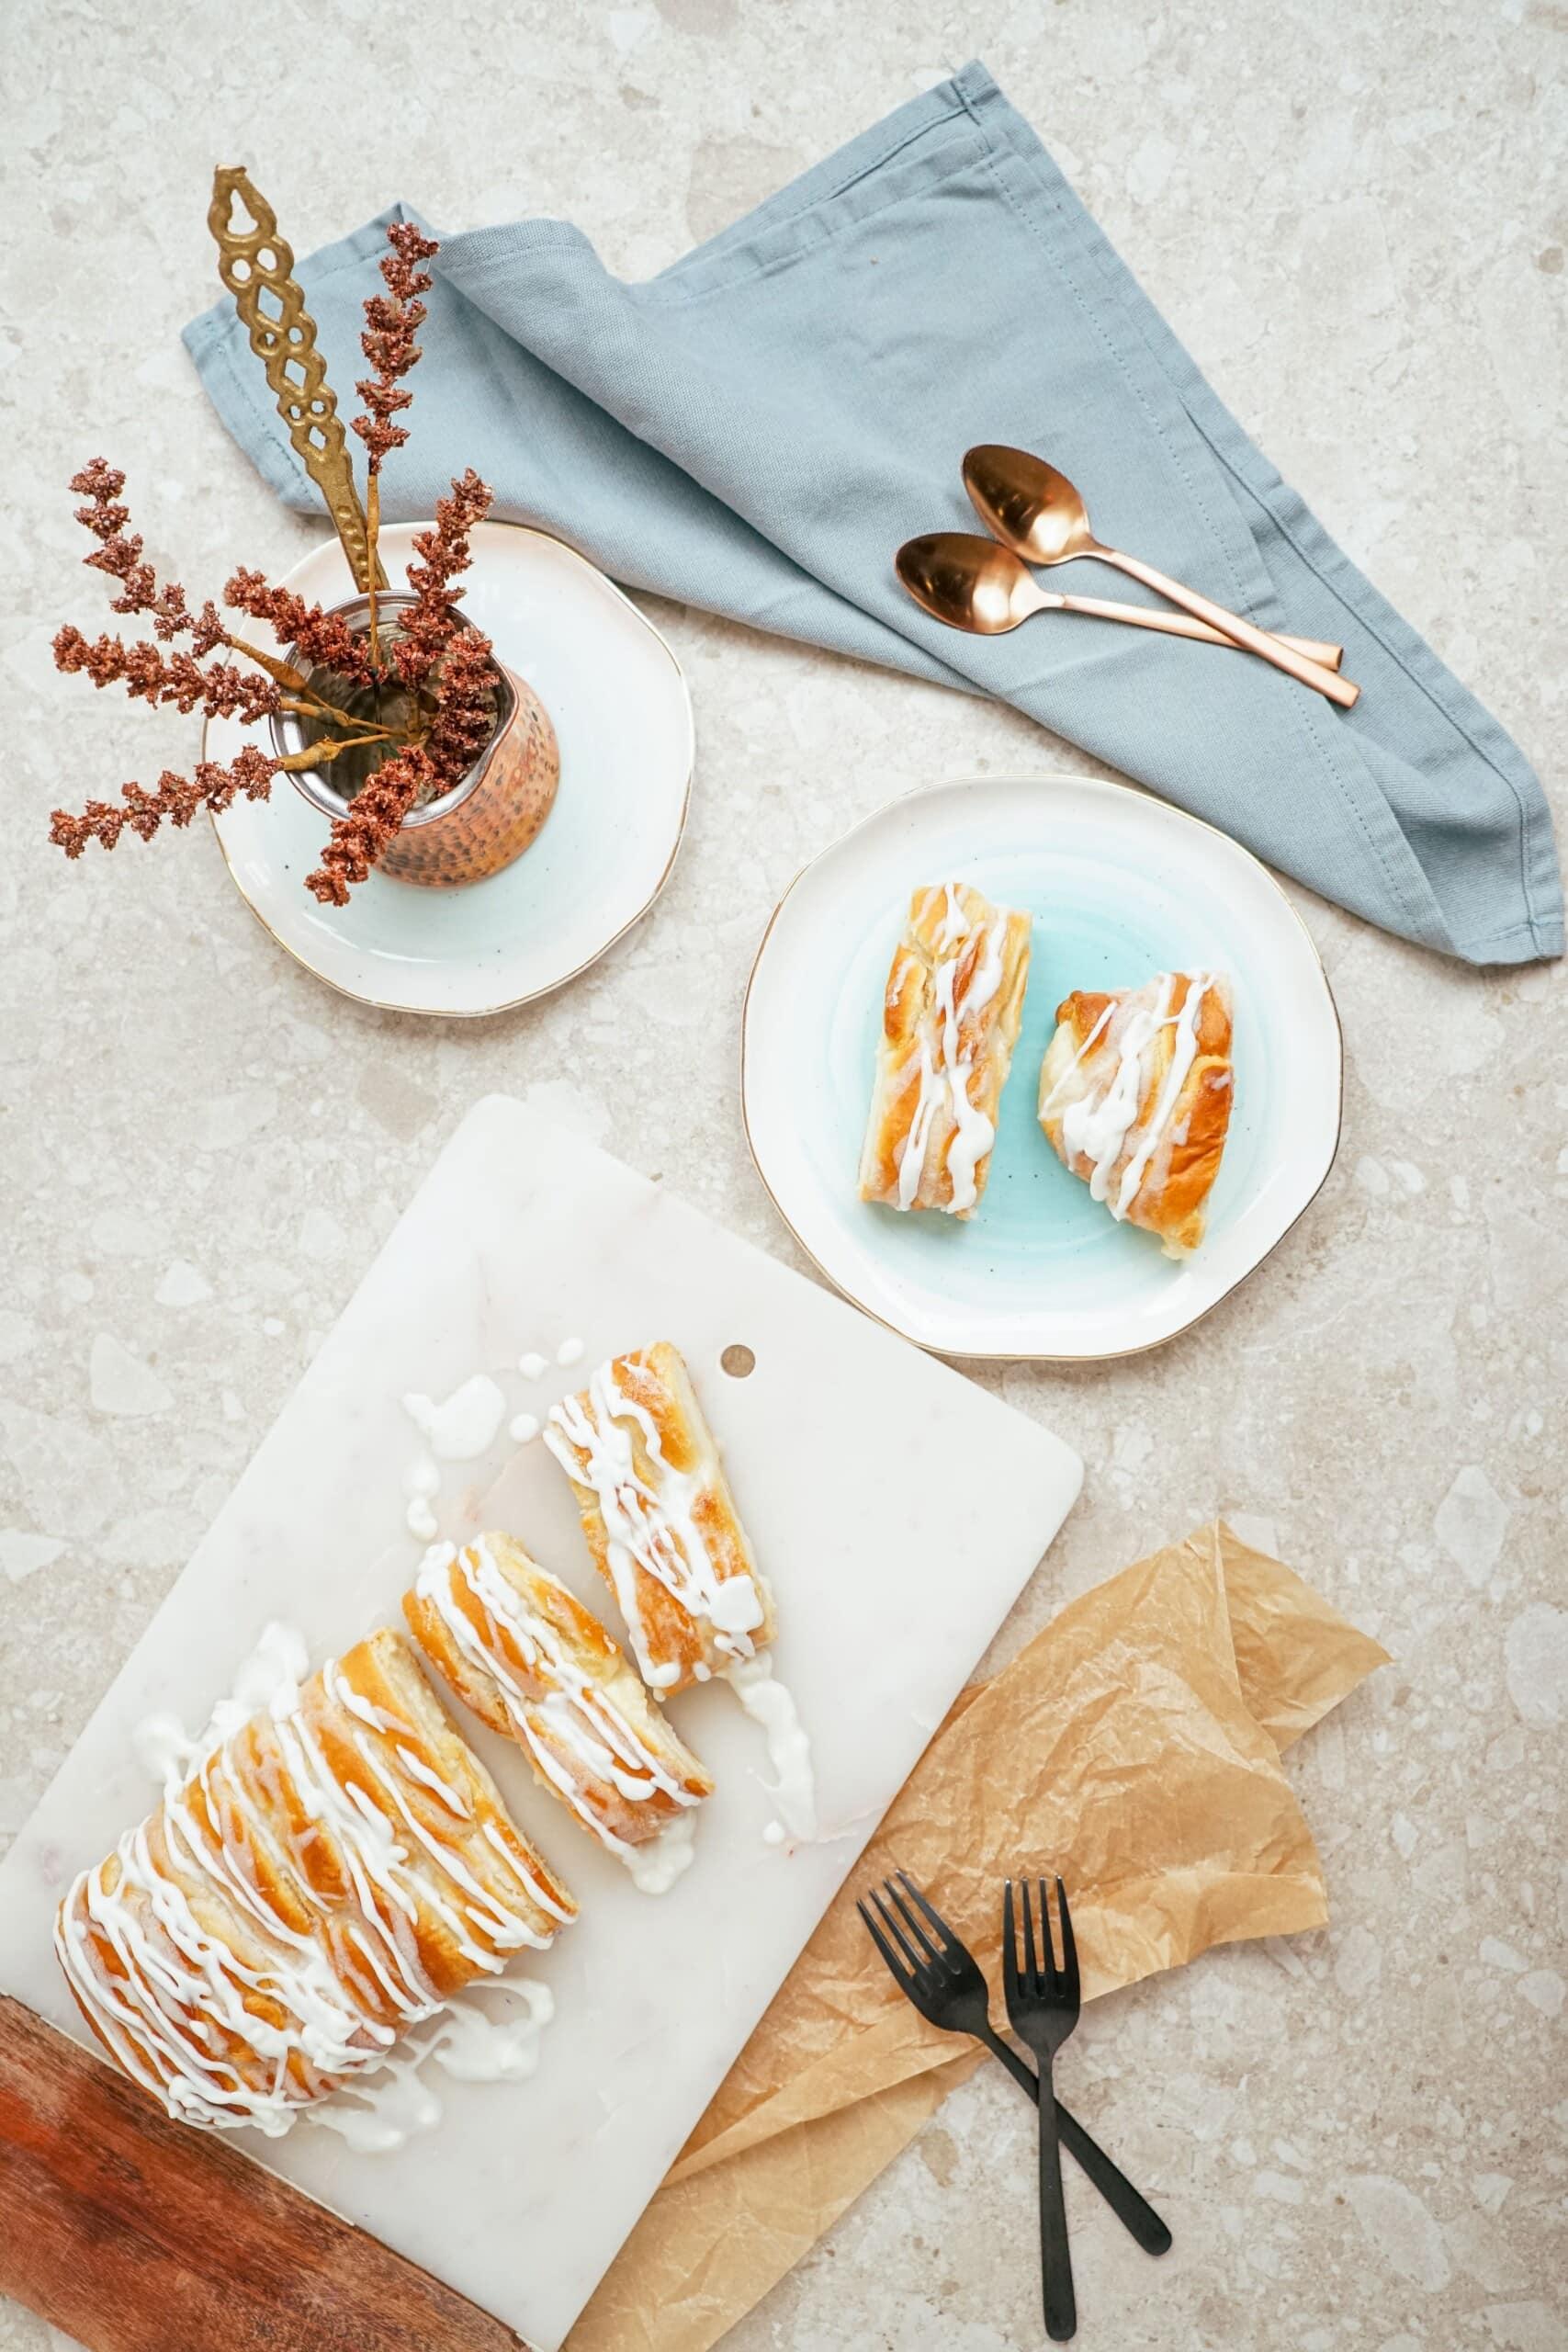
[{"x1": 720, "y1": 1344, "x2": 755, "y2": 1378}]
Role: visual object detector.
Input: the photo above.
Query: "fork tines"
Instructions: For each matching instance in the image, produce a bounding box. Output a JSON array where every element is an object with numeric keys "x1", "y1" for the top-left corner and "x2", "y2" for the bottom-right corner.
[
  {"x1": 856, "y1": 1870, "x2": 961, "y2": 1995},
  {"x1": 1003, "y1": 1874, "x2": 1080, "y2": 2002}
]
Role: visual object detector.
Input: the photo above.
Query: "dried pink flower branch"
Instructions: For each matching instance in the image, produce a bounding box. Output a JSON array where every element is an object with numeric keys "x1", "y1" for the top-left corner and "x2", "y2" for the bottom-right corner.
[{"x1": 50, "y1": 226, "x2": 502, "y2": 905}]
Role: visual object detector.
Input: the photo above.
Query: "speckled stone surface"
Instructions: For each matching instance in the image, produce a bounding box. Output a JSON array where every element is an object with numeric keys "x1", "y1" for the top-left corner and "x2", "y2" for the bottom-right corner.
[{"x1": 2, "y1": 4, "x2": 1564, "y2": 2348}]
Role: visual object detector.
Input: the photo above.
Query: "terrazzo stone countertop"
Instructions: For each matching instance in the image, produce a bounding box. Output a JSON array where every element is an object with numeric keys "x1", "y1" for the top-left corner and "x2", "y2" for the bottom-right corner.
[{"x1": 3, "y1": 3, "x2": 1564, "y2": 2347}]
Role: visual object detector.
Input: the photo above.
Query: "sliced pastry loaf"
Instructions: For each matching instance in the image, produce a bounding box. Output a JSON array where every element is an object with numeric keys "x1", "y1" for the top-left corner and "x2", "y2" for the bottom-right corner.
[
  {"x1": 54, "y1": 1628, "x2": 575, "y2": 2136},
  {"x1": 1039, "y1": 970, "x2": 1234, "y2": 1256},
  {"x1": 406, "y1": 1533, "x2": 713, "y2": 1872}
]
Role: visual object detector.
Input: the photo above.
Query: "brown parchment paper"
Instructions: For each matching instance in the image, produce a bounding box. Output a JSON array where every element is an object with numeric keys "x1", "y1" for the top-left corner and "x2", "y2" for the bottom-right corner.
[{"x1": 566, "y1": 1523, "x2": 1389, "y2": 2352}]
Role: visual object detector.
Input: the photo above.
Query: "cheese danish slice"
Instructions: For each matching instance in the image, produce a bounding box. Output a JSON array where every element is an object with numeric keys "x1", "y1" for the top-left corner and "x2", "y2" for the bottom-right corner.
[
  {"x1": 406, "y1": 1533, "x2": 713, "y2": 1883},
  {"x1": 544, "y1": 1341, "x2": 773, "y2": 1692},
  {"x1": 1039, "y1": 970, "x2": 1234, "y2": 1256},
  {"x1": 858, "y1": 881, "x2": 1032, "y2": 1217}
]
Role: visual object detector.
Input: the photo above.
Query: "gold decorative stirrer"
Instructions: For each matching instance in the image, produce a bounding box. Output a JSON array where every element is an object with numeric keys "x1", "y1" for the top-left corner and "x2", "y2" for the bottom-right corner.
[{"x1": 207, "y1": 166, "x2": 387, "y2": 592}]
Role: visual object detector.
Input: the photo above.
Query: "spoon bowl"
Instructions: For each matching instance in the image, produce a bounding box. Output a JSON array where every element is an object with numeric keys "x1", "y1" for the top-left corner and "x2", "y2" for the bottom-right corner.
[
  {"x1": 964, "y1": 447, "x2": 1098, "y2": 568},
  {"x1": 896, "y1": 532, "x2": 1041, "y2": 635}
]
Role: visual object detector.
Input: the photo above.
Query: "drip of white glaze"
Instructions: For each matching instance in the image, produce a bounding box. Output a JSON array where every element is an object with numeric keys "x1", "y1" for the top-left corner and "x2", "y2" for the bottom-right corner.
[
  {"x1": 403, "y1": 1453, "x2": 440, "y2": 1542},
  {"x1": 894, "y1": 886, "x2": 1007, "y2": 1215},
  {"x1": 306, "y1": 1980, "x2": 554, "y2": 2153},
  {"x1": 307, "y1": 2053, "x2": 441, "y2": 2153},
  {"x1": 510, "y1": 1412, "x2": 540, "y2": 1444},
  {"x1": 131, "y1": 1621, "x2": 310, "y2": 1795},
  {"x1": 517, "y1": 1351, "x2": 549, "y2": 1380},
  {"x1": 414, "y1": 1539, "x2": 703, "y2": 1889},
  {"x1": 622, "y1": 1813, "x2": 698, "y2": 1895},
  {"x1": 556, "y1": 1337, "x2": 585, "y2": 1367},
  {"x1": 430, "y1": 1977, "x2": 554, "y2": 2080},
  {"x1": 402, "y1": 1376, "x2": 507, "y2": 1462},
  {"x1": 726, "y1": 1654, "x2": 818, "y2": 1841},
  {"x1": 544, "y1": 1361, "x2": 761, "y2": 1680}
]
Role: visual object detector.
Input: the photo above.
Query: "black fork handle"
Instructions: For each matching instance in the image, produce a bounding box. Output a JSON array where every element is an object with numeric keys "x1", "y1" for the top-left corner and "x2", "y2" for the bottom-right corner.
[
  {"x1": 974, "y1": 2024, "x2": 1170, "y2": 2256},
  {"x1": 1035, "y1": 2049, "x2": 1077, "y2": 2340}
]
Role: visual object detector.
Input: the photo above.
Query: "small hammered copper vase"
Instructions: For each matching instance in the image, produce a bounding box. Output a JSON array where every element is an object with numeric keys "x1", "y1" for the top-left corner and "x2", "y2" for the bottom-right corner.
[{"x1": 269, "y1": 593, "x2": 559, "y2": 890}]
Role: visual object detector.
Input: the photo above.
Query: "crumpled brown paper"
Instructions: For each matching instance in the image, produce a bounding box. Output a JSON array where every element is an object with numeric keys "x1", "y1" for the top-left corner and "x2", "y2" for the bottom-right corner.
[{"x1": 566, "y1": 1523, "x2": 1389, "y2": 2352}]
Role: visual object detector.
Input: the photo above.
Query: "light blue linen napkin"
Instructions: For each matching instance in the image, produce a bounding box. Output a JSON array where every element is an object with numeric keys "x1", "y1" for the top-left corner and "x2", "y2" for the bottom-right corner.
[{"x1": 185, "y1": 61, "x2": 1560, "y2": 966}]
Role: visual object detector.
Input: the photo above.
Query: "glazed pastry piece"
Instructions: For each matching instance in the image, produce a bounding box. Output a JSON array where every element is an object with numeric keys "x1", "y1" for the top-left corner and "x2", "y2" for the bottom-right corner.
[
  {"x1": 858, "y1": 881, "x2": 1032, "y2": 1217},
  {"x1": 406, "y1": 1532, "x2": 714, "y2": 1879},
  {"x1": 1038, "y1": 970, "x2": 1234, "y2": 1256},
  {"x1": 543, "y1": 1341, "x2": 773, "y2": 1692},
  {"x1": 53, "y1": 1628, "x2": 575, "y2": 2137}
]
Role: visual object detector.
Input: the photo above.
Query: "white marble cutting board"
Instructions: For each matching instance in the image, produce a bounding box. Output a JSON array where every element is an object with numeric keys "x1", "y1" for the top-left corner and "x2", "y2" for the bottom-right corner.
[{"x1": 0, "y1": 1096, "x2": 1081, "y2": 2351}]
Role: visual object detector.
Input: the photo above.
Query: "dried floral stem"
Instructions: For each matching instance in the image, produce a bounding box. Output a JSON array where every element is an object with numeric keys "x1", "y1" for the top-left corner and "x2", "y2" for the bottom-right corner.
[
  {"x1": 366, "y1": 471, "x2": 381, "y2": 669},
  {"x1": 279, "y1": 730, "x2": 400, "y2": 766},
  {"x1": 50, "y1": 743, "x2": 280, "y2": 855},
  {"x1": 304, "y1": 742, "x2": 434, "y2": 906},
  {"x1": 352, "y1": 222, "x2": 438, "y2": 677},
  {"x1": 220, "y1": 633, "x2": 313, "y2": 696},
  {"x1": 51, "y1": 227, "x2": 505, "y2": 907}
]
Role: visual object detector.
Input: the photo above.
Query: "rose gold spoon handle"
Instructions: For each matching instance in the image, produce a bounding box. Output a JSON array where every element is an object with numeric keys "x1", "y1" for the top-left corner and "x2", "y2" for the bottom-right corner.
[
  {"x1": 962, "y1": 447, "x2": 1359, "y2": 707},
  {"x1": 897, "y1": 532, "x2": 1343, "y2": 665},
  {"x1": 1089, "y1": 544, "x2": 1358, "y2": 706},
  {"x1": 1052, "y1": 590, "x2": 1328, "y2": 655}
]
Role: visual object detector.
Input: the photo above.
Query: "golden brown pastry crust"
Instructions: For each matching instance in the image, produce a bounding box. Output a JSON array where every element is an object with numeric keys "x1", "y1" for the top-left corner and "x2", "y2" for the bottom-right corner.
[
  {"x1": 1038, "y1": 971, "x2": 1234, "y2": 1255},
  {"x1": 53, "y1": 1628, "x2": 574, "y2": 2134},
  {"x1": 858, "y1": 882, "x2": 1032, "y2": 1218},
  {"x1": 543, "y1": 1340, "x2": 773, "y2": 1693},
  {"x1": 405, "y1": 1532, "x2": 713, "y2": 1859}
]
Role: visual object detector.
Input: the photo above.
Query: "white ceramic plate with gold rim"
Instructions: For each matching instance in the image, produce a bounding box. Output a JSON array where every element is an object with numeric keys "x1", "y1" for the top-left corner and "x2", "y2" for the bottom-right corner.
[
  {"x1": 741, "y1": 774, "x2": 1342, "y2": 1363},
  {"x1": 205, "y1": 521, "x2": 693, "y2": 1016}
]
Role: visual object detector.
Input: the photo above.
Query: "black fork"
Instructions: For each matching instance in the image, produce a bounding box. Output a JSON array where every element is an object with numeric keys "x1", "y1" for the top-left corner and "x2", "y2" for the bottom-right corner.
[
  {"x1": 1004, "y1": 1876, "x2": 1081, "y2": 2341},
  {"x1": 857, "y1": 1872, "x2": 1168, "y2": 2256}
]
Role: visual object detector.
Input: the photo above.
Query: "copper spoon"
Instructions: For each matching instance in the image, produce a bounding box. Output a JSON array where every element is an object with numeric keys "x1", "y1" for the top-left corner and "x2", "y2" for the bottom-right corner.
[
  {"x1": 897, "y1": 531, "x2": 1337, "y2": 661},
  {"x1": 963, "y1": 445, "x2": 1359, "y2": 707}
]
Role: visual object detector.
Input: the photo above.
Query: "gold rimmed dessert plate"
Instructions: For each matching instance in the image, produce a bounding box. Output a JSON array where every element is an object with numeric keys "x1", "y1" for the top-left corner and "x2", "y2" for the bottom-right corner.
[{"x1": 741, "y1": 774, "x2": 1342, "y2": 1363}]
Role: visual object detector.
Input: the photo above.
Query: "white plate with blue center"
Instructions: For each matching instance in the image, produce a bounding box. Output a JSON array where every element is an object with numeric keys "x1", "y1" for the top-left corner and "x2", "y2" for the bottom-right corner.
[{"x1": 740, "y1": 775, "x2": 1342, "y2": 1362}]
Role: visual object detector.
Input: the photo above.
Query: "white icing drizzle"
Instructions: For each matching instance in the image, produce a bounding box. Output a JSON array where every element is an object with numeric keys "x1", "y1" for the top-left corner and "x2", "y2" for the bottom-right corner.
[
  {"x1": 306, "y1": 1979, "x2": 554, "y2": 2154},
  {"x1": 1114, "y1": 976, "x2": 1212, "y2": 1217},
  {"x1": 895, "y1": 884, "x2": 1007, "y2": 1216},
  {"x1": 1049, "y1": 974, "x2": 1214, "y2": 1221},
  {"x1": 556, "y1": 1337, "x2": 585, "y2": 1367},
  {"x1": 726, "y1": 1654, "x2": 818, "y2": 1842},
  {"x1": 402, "y1": 1375, "x2": 507, "y2": 1462},
  {"x1": 896, "y1": 1042, "x2": 942, "y2": 1213},
  {"x1": 543, "y1": 1360, "x2": 762, "y2": 1681},
  {"x1": 58, "y1": 1630, "x2": 566, "y2": 2141},
  {"x1": 510, "y1": 1413, "x2": 540, "y2": 1444},
  {"x1": 517, "y1": 1352, "x2": 548, "y2": 1381},
  {"x1": 414, "y1": 1540, "x2": 703, "y2": 1889},
  {"x1": 1039, "y1": 1000, "x2": 1116, "y2": 1117}
]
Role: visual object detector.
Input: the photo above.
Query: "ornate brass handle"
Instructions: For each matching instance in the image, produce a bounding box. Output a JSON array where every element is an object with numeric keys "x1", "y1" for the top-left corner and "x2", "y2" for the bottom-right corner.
[{"x1": 207, "y1": 166, "x2": 386, "y2": 593}]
